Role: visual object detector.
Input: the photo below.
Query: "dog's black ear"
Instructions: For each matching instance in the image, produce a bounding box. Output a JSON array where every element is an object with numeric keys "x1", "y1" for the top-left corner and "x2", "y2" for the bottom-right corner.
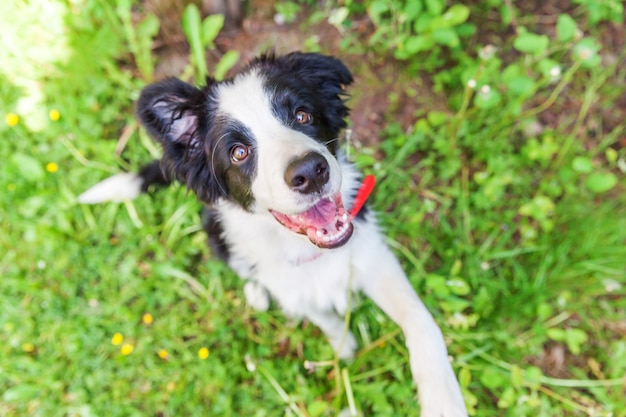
[
  {"x1": 136, "y1": 78, "x2": 223, "y2": 202},
  {"x1": 137, "y1": 78, "x2": 206, "y2": 152},
  {"x1": 274, "y1": 52, "x2": 354, "y2": 91}
]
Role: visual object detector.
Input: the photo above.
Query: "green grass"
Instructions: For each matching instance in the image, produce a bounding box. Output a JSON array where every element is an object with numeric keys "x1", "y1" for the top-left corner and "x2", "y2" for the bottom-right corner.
[{"x1": 1, "y1": 0, "x2": 625, "y2": 416}]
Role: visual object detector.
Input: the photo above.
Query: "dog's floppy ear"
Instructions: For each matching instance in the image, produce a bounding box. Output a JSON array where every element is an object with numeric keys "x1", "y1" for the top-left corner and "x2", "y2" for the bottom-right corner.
[
  {"x1": 137, "y1": 78, "x2": 206, "y2": 152},
  {"x1": 137, "y1": 78, "x2": 223, "y2": 202},
  {"x1": 275, "y1": 52, "x2": 354, "y2": 90}
]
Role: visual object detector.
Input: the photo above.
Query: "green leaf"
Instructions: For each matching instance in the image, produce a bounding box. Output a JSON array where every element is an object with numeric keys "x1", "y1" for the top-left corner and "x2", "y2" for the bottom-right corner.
[
  {"x1": 402, "y1": 35, "x2": 435, "y2": 54},
  {"x1": 586, "y1": 172, "x2": 618, "y2": 193},
  {"x1": 202, "y1": 14, "x2": 224, "y2": 46},
  {"x1": 556, "y1": 14, "x2": 577, "y2": 42},
  {"x1": 182, "y1": 4, "x2": 208, "y2": 80},
  {"x1": 424, "y1": 0, "x2": 444, "y2": 15},
  {"x1": 414, "y1": 14, "x2": 433, "y2": 33},
  {"x1": 510, "y1": 364, "x2": 523, "y2": 388},
  {"x1": 480, "y1": 366, "x2": 508, "y2": 390},
  {"x1": 367, "y1": 0, "x2": 389, "y2": 25},
  {"x1": 606, "y1": 147, "x2": 618, "y2": 163},
  {"x1": 446, "y1": 278, "x2": 471, "y2": 296},
  {"x1": 307, "y1": 400, "x2": 329, "y2": 416},
  {"x1": 518, "y1": 195, "x2": 555, "y2": 220},
  {"x1": 513, "y1": 32, "x2": 549, "y2": 56},
  {"x1": 459, "y1": 367, "x2": 472, "y2": 388},
  {"x1": 523, "y1": 366, "x2": 544, "y2": 389},
  {"x1": 12, "y1": 153, "x2": 45, "y2": 181},
  {"x1": 429, "y1": 4, "x2": 470, "y2": 30},
  {"x1": 403, "y1": 1, "x2": 423, "y2": 21},
  {"x1": 474, "y1": 87, "x2": 501, "y2": 109},
  {"x1": 442, "y1": 4, "x2": 470, "y2": 26},
  {"x1": 427, "y1": 111, "x2": 449, "y2": 126},
  {"x1": 497, "y1": 386, "x2": 517, "y2": 408},
  {"x1": 3, "y1": 384, "x2": 41, "y2": 402},
  {"x1": 440, "y1": 296, "x2": 471, "y2": 313},
  {"x1": 572, "y1": 156, "x2": 594, "y2": 173},
  {"x1": 538, "y1": 58, "x2": 561, "y2": 79},
  {"x1": 546, "y1": 328, "x2": 566, "y2": 341},
  {"x1": 505, "y1": 76, "x2": 535, "y2": 97},
  {"x1": 432, "y1": 28, "x2": 460, "y2": 47},
  {"x1": 425, "y1": 274, "x2": 449, "y2": 296},
  {"x1": 214, "y1": 50, "x2": 240, "y2": 81},
  {"x1": 137, "y1": 13, "x2": 160, "y2": 40},
  {"x1": 565, "y1": 328, "x2": 588, "y2": 355}
]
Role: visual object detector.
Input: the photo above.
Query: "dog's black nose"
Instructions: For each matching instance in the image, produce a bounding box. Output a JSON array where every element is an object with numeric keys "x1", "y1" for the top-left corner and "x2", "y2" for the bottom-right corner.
[{"x1": 284, "y1": 152, "x2": 330, "y2": 194}]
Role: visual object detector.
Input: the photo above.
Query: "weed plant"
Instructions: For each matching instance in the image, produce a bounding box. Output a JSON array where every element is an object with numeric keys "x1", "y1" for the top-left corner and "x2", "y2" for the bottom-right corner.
[{"x1": 1, "y1": 0, "x2": 624, "y2": 416}]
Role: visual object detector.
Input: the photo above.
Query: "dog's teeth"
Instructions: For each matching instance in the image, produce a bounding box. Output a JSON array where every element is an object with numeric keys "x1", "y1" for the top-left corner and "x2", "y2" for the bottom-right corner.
[
  {"x1": 342, "y1": 213, "x2": 348, "y2": 221},
  {"x1": 316, "y1": 230, "x2": 324, "y2": 237}
]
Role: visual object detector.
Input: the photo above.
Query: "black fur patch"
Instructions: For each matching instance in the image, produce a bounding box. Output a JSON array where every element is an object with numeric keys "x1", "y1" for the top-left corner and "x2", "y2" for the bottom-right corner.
[
  {"x1": 254, "y1": 53, "x2": 353, "y2": 154},
  {"x1": 201, "y1": 207, "x2": 230, "y2": 263}
]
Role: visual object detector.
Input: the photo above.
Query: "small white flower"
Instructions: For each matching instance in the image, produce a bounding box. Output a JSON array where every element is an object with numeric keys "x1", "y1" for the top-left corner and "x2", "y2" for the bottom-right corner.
[
  {"x1": 467, "y1": 79, "x2": 477, "y2": 89},
  {"x1": 479, "y1": 44, "x2": 497, "y2": 60},
  {"x1": 480, "y1": 261, "x2": 490, "y2": 271},
  {"x1": 480, "y1": 84, "x2": 491, "y2": 95},
  {"x1": 603, "y1": 279, "x2": 621, "y2": 292},
  {"x1": 37, "y1": 260, "x2": 46, "y2": 270},
  {"x1": 274, "y1": 13, "x2": 286, "y2": 26},
  {"x1": 577, "y1": 47, "x2": 591, "y2": 60},
  {"x1": 244, "y1": 354, "x2": 257, "y2": 372},
  {"x1": 549, "y1": 66, "x2": 561, "y2": 78},
  {"x1": 574, "y1": 28, "x2": 584, "y2": 40}
]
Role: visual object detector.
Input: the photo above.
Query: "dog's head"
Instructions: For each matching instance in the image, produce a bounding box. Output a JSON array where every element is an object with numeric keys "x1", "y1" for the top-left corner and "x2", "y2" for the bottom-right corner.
[{"x1": 137, "y1": 52, "x2": 355, "y2": 248}]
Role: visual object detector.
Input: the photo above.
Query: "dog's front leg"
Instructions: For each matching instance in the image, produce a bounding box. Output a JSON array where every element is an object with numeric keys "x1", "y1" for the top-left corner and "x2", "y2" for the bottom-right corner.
[
  {"x1": 355, "y1": 242, "x2": 468, "y2": 417},
  {"x1": 303, "y1": 308, "x2": 358, "y2": 359}
]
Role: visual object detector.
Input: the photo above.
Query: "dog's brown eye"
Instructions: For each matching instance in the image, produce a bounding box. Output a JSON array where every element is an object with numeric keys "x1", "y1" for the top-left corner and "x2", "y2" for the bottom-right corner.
[
  {"x1": 295, "y1": 109, "x2": 312, "y2": 124},
  {"x1": 231, "y1": 144, "x2": 249, "y2": 163}
]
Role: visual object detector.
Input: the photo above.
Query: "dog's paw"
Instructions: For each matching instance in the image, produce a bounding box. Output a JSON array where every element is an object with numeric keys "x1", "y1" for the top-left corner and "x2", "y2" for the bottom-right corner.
[
  {"x1": 243, "y1": 281, "x2": 270, "y2": 311},
  {"x1": 331, "y1": 331, "x2": 358, "y2": 360}
]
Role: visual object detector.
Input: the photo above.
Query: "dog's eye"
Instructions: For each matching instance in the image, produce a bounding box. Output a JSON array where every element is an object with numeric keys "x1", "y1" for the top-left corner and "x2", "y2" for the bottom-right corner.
[
  {"x1": 231, "y1": 144, "x2": 250, "y2": 163},
  {"x1": 295, "y1": 109, "x2": 312, "y2": 125}
]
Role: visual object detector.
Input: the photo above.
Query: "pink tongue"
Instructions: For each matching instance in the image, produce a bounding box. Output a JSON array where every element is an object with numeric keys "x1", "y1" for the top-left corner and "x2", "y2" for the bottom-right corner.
[{"x1": 300, "y1": 198, "x2": 337, "y2": 227}]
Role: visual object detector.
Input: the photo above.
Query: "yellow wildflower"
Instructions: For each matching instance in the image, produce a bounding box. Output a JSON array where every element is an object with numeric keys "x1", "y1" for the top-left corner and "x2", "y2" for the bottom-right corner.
[
  {"x1": 198, "y1": 347, "x2": 209, "y2": 360},
  {"x1": 142, "y1": 313, "x2": 153, "y2": 325},
  {"x1": 111, "y1": 332, "x2": 124, "y2": 345},
  {"x1": 5, "y1": 113, "x2": 19, "y2": 127},
  {"x1": 121, "y1": 343, "x2": 134, "y2": 355},
  {"x1": 49, "y1": 109, "x2": 60, "y2": 121},
  {"x1": 158, "y1": 349, "x2": 168, "y2": 360},
  {"x1": 22, "y1": 342, "x2": 35, "y2": 353},
  {"x1": 46, "y1": 162, "x2": 59, "y2": 173}
]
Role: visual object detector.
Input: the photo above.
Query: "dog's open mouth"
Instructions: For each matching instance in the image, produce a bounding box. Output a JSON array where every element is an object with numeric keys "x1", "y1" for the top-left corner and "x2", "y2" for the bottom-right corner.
[{"x1": 269, "y1": 193, "x2": 354, "y2": 249}]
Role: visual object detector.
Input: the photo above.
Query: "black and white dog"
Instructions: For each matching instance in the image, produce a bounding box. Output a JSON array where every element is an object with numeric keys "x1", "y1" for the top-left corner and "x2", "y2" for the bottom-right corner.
[{"x1": 79, "y1": 52, "x2": 467, "y2": 416}]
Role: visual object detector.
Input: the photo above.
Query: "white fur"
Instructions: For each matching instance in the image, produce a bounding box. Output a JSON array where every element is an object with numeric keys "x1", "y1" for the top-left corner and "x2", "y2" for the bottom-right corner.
[{"x1": 77, "y1": 172, "x2": 143, "y2": 204}]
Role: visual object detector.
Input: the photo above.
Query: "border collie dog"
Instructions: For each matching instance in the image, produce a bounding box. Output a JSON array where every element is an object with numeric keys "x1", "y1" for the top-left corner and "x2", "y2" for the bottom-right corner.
[{"x1": 79, "y1": 52, "x2": 467, "y2": 417}]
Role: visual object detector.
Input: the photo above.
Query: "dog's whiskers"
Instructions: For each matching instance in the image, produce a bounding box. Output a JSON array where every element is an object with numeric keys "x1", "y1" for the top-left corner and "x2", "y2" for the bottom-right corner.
[{"x1": 210, "y1": 132, "x2": 231, "y2": 197}]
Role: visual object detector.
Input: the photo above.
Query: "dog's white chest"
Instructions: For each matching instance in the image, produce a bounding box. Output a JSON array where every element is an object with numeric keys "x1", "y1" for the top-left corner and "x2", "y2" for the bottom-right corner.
[{"x1": 218, "y1": 205, "x2": 357, "y2": 317}]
